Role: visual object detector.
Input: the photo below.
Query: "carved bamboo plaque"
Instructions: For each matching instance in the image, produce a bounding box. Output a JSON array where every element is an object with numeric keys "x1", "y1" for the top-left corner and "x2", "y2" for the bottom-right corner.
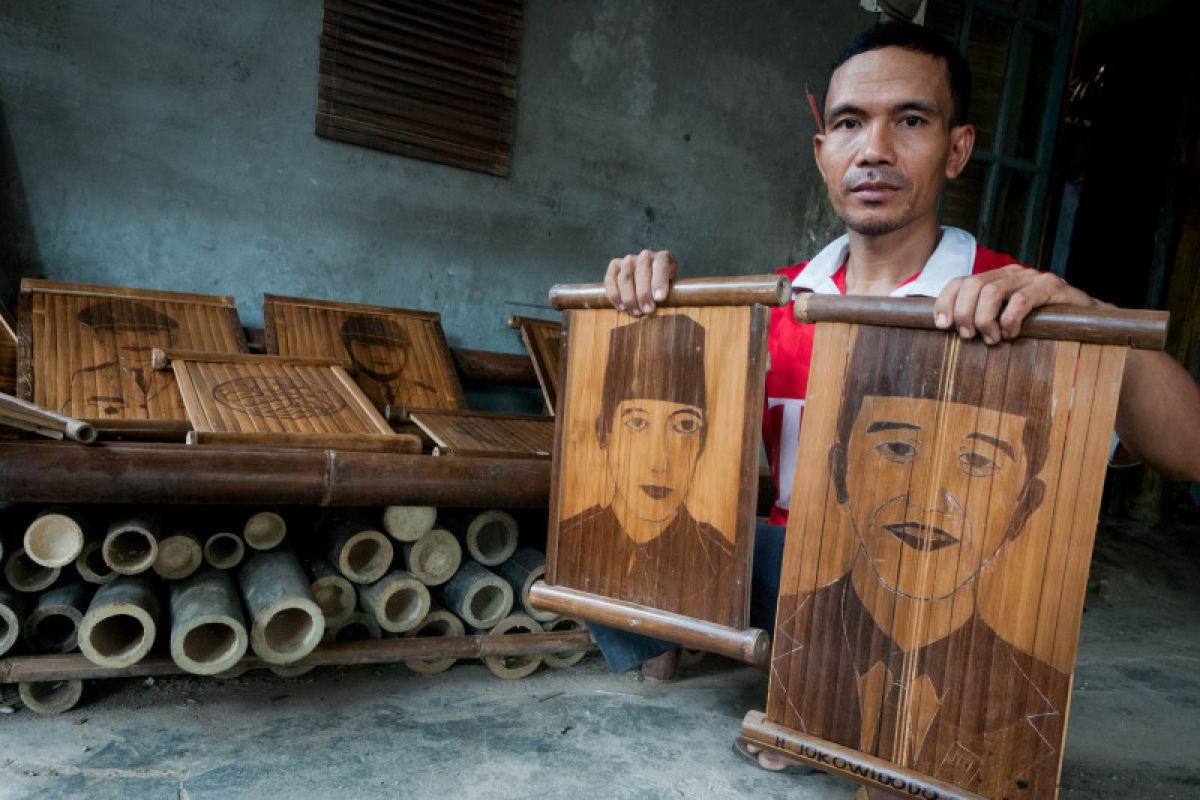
[
  {"x1": 263, "y1": 294, "x2": 465, "y2": 420},
  {"x1": 531, "y1": 276, "x2": 788, "y2": 662},
  {"x1": 508, "y1": 315, "x2": 562, "y2": 414},
  {"x1": 742, "y1": 296, "x2": 1169, "y2": 799},
  {"x1": 17, "y1": 280, "x2": 248, "y2": 421}
]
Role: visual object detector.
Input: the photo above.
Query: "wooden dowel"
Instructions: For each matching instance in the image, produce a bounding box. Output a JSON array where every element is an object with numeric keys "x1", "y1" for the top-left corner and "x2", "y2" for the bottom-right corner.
[
  {"x1": 186, "y1": 430, "x2": 422, "y2": 454},
  {"x1": 549, "y1": 275, "x2": 790, "y2": 310},
  {"x1": 0, "y1": 392, "x2": 96, "y2": 444},
  {"x1": 0, "y1": 442, "x2": 552, "y2": 506},
  {"x1": 151, "y1": 348, "x2": 352, "y2": 371},
  {"x1": 89, "y1": 418, "x2": 191, "y2": 442},
  {"x1": 0, "y1": 631, "x2": 595, "y2": 682},
  {"x1": 450, "y1": 347, "x2": 539, "y2": 387},
  {"x1": 527, "y1": 582, "x2": 769, "y2": 666},
  {"x1": 793, "y1": 294, "x2": 1170, "y2": 350},
  {"x1": 740, "y1": 710, "x2": 986, "y2": 800}
]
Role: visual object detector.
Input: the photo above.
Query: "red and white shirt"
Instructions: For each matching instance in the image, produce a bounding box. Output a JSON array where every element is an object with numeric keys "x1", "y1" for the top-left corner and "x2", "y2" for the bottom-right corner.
[{"x1": 763, "y1": 227, "x2": 1020, "y2": 525}]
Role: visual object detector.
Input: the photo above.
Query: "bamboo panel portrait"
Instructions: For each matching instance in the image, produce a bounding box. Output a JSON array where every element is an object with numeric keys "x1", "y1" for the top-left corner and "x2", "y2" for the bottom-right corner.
[
  {"x1": 547, "y1": 305, "x2": 768, "y2": 629},
  {"x1": 508, "y1": 315, "x2": 562, "y2": 414},
  {"x1": 409, "y1": 409, "x2": 553, "y2": 458},
  {"x1": 17, "y1": 280, "x2": 248, "y2": 421},
  {"x1": 742, "y1": 297, "x2": 1169, "y2": 800},
  {"x1": 263, "y1": 294, "x2": 465, "y2": 419}
]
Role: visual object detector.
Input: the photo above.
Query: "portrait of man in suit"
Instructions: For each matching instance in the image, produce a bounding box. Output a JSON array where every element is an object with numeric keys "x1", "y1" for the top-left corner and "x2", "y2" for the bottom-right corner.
[
  {"x1": 774, "y1": 326, "x2": 1069, "y2": 797},
  {"x1": 555, "y1": 313, "x2": 735, "y2": 624},
  {"x1": 340, "y1": 313, "x2": 437, "y2": 417},
  {"x1": 68, "y1": 300, "x2": 180, "y2": 417}
]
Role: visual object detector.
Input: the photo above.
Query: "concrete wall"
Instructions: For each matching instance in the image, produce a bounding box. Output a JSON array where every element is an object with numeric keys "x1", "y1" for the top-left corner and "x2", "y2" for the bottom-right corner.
[{"x1": 0, "y1": 0, "x2": 865, "y2": 352}]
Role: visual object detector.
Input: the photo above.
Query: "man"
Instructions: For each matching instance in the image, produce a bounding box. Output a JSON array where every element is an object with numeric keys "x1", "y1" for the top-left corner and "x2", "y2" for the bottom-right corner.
[
  {"x1": 339, "y1": 313, "x2": 437, "y2": 418},
  {"x1": 68, "y1": 299, "x2": 180, "y2": 417},
  {"x1": 556, "y1": 314, "x2": 735, "y2": 637},
  {"x1": 771, "y1": 325, "x2": 1067, "y2": 797},
  {"x1": 600, "y1": 18, "x2": 1200, "y2": 791}
]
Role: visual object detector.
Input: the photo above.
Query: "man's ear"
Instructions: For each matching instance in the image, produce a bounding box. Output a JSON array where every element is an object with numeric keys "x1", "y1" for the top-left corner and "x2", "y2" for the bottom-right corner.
[
  {"x1": 945, "y1": 124, "x2": 976, "y2": 179},
  {"x1": 829, "y1": 442, "x2": 849, "y2": 505},
  {"x1": 813, "y1": 133, "x2": 828, "y2": 185}
]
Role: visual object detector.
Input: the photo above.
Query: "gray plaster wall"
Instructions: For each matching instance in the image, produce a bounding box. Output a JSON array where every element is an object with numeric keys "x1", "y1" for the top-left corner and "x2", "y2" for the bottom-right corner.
[{"x1": 0, "y1": 0, "x2": 864, "y2": 351}]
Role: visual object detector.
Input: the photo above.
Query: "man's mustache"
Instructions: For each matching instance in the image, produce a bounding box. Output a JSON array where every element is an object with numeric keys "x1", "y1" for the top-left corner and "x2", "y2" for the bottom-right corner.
[{"x1": 842, "y1": 168, "x2": 911, "y2": 192}]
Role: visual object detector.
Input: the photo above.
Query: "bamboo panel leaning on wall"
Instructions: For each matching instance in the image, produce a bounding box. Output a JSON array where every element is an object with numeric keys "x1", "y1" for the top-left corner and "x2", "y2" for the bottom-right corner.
[
  {"x1": 529, "y1": 276, "x2": 788, "y2": 665},
  {"x1": 507, "y1": 315, "x2": 562, "y2": 415},
  {"x1": 740, "y1": 295, "x2": 1169, "y2": 800}
]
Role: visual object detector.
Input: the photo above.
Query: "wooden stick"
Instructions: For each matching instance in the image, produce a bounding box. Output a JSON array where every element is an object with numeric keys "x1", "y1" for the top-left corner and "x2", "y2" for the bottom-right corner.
[
  {"x1": 0, "y1": 442, "x2": 552, "y2": 506},
  {"x1": 527, "y1": 583, "x2": 769, "y2": 666},
  {"x1": 186, "y1": 430, "x2": 422, "y2": 454},
  {"x1": 151, "y1": 348, "x2": 352, "y2": 371},
  {"x1": 0, "y1": 631, "x2": 595, "y2": 683},
  {"x1": 0, "y1": 392, "x2": 96, "y2": 443},
  {"x1": 549, "y1": 275, "x2": 790, "y2": 310},
  {"x1": 793, "y1": 294, "x2": 1169, "y2": 350},
  {"x1": 740, "y1": 710, "x2": 986, "y2": 800},
  {"x1": 89, "y1": 418, "x2": 191, "y2": 442},
  {"x1": 450, "y1": 347, "x2": 539, "y2": 387}
]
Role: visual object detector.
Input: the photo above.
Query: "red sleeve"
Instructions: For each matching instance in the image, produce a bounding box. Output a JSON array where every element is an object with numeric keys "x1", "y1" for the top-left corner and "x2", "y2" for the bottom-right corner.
[{"x1": 972, "y1": 245, "x2": 1025, "y2": 275}]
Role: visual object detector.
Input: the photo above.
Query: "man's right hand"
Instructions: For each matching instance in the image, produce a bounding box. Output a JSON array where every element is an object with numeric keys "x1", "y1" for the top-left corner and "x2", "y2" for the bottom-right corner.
[{"x1": 604, "y1": 249, "x2": 678, "y2": 316}]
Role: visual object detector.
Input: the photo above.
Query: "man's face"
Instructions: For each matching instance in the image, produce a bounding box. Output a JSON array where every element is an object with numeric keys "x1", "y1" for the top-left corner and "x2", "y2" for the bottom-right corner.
[
  {"x1": 603, "y1": 399, "x2": 705, "y2": 528},
  {"x1": 842, "y1": 395, "x2": 1029, "y2": 600},
  {"x1": 348, "y1": 339, "x2": 406, "y2": 381},
  {"x1": 814, "y1": 46, "x2": 974, "y2": 237},
  {"x1": 110, "y1": 328, "x2": 170, "y2": 369}
]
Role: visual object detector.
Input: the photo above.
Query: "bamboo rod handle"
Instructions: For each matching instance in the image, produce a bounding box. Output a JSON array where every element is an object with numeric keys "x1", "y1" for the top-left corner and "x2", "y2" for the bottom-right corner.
[
  {"x1": 0, "y1": 631, "x2": 595, "y2": 682},
  {"x1": 794, "y1": 294, "x2": 1169, "y2": 350},
  {"x1": 528, "y1": 582, "x2": 769, "y2": 665},
  {"x1": 549, "y1": 275, "x2": 790, "y2": 310},
  {"x1": 0, "y1": 392, "x2": 96, "y2": 444}
]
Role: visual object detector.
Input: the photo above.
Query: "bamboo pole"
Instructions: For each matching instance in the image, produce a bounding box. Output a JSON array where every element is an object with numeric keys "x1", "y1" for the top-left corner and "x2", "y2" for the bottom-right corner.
[
  {"x1": 0, "y1": 391, "x2": 96, "y2": 444},
  {"x1": 243, "y1": 511, "x2": 287, "y2": 551},
  {"x1": 483, "y1": 614, "x2": 543, "y2": 679},
  {"x1": 24, "y1": 583, "x2": 92, "y2": 654},
  {"x1": 541, "y1": 617, "x2": 587, "y2": 669},
  {"x1": 495, "y1": 547, "x2": 554, "y2": 622},
  {"x1": 308, "y1": 558, "x2": 357, "y2": 627},
  {"x1": 19, "y1": 679, "x2": 83, "y2": 715},
  {"x1": 323, "y1": 516, "x2": 394, "y2": 584},
  {"x1": 381, "y1": 505, "x2": 437, "y2": 542},
  {"x1": 78, "y1": 577, "x2": 160, "y2": 669},
  {"x1": 203, "y1": 531, "x2": 245, "y2": 570},
  {"x1": 443, "y1": 509, "x2": 518, "y2": 566},
  {"x1": 152, "y1": 531, "x2": 203, "y2": 580},
  {"x1": 0, "y1": 587, "x2": 25, "y2": 657},
  {"x1": 400, "y1": 528, "x2": 461, "y2": 586},
  {"x1": 170, "y1": 569, "x2": 249, "y2": 676},
  {"x1": 549, "y1": 275, "x2": 790, "y2": 310},
  {"x1": 75, "y1": 540, "x2": 115, "y2": 585},
  {"x1": 402, "y1": 605, "x2": 464, "y2": 675},
  {"x1": 237, "y1": 550, "x2": 324, "y2": 665},
  {"x1": 4, "y1": 547, "x2": 59, "y2": 592},
  {"x1": 102, "y1": 515, "x2": 159, "y2": 576},
  {"x1": 440, "y1": 560, "x2": 513, "y2": 630},
  {"x1": 24, "y1": 507, "x2": 87, "y2": 568},
  {"x1": 358, "y1": 570, "x2": 430, "y2": 634}
]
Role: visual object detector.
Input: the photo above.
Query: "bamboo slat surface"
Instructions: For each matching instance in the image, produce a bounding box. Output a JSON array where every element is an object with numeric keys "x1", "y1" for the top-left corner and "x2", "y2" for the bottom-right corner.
[
  {"x1": 264, "y1": 294, "x2": 465, "y2": 420},
  {"x1": 0, "y1": 306, "x2": 17, "y2": 395},
  {"x1": 410, "y1": 408, "x2": 552, "y2": 457},
  {"x1": 755, "y1": 320, "x2": 1134, "y2": 799},
  {"x1": 18, "y1": 279, "x2": 247, "y2": 421},
  {"x1": 507, "y1": 315, "x2": 561, "y2": 414}
]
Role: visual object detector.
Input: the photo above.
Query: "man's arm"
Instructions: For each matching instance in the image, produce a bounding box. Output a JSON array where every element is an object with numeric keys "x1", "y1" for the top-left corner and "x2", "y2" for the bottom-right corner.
[{"x1": 934, "y1": 265, "x2": 1200, "y2": 482}]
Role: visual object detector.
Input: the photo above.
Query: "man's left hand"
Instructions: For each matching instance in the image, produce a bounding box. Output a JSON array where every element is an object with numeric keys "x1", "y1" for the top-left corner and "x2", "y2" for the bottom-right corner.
[{"x1": 933, "y1": 265, "x2": 1103, "y2": 345}]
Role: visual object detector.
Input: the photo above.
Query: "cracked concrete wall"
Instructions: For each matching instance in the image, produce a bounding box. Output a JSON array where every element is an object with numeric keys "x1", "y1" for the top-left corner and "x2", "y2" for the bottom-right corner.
[{"x1": 0, "y1": 0, "x2": 864, "y2": 351}]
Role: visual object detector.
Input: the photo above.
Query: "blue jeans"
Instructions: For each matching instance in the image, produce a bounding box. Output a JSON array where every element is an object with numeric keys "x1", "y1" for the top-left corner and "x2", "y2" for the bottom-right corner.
[{"x1": 588, "y1": 522, "x2": 787, "y2": 673}]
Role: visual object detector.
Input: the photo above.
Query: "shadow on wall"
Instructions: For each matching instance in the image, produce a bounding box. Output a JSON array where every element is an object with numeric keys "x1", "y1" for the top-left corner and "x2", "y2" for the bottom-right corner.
[{"x1": 0, "y1": 101, "x2": 43, "y2": 309}]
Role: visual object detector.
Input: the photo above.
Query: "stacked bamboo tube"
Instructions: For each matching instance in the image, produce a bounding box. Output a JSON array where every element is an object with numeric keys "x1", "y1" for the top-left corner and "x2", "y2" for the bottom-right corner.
[{"x1": 0, "y1": 504, "x2": 591, "y2": 713}]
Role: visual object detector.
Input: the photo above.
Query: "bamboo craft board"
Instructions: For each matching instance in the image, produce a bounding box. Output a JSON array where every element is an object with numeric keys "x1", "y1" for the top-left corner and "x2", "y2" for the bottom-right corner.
[
  {"x1": 752, "y1": 323, "x2": 1129, "y2": 799},
  {"x1": 508, "y1": 315, "x2": 562, "y2": 414},
  {"x1": 546, "y1": 306, "x2": 769, "y2": 629},
  {"x1": 409, "y1": 409, "x2": 553, "y2": 458},
  {"x1": 17, "y1": 280, "x2": 248, "y2": 421},
  {"x1": 263, "y1": 294, "x2": 465, "y2": 420},
  {"x1": 172, "y1": 357, "x2": 393, "y2": 440}
]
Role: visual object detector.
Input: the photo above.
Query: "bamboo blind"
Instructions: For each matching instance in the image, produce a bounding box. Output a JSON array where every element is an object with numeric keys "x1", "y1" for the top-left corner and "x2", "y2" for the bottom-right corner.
[
  {"x1": 409, "y1": 408, "x2": 553, "y2": 458},
  {"x1": 316, "y1": 0, "x2": 523, "y2": 176}
]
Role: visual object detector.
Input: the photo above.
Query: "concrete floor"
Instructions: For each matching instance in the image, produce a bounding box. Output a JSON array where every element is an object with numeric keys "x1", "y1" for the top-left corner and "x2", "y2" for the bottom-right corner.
[{"x1": 1, "y1": 519, "x2": 1197, "y2": 800}]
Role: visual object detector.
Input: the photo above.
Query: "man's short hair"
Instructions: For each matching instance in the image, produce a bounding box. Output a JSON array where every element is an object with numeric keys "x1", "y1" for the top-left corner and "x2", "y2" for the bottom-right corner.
[
  {"x1": 77, "y1": 300, "x2": 179, "y2": 334},
  {"x1": 827, "y1": 20, "x2": 972, "y2": 127},
  {"x1": 340, "y1": 314, "x2": 410, "y2": 348}
]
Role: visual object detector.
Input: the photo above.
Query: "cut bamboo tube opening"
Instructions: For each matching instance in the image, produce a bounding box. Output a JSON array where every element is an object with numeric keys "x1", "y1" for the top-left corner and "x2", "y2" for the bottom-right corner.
[
  {"x1": 78, "y1": 577, "x2": 160, "y2": 668},
  {"x1": 496, "y1": 547, "x2": 554, "y2": 622},
  {"x1": 19, "y1": 679, "x2": 83, "y2": 715},
  {"x1": 270, "y1": 663, "x2": 314, "y2": 678},
  {"x1": 24, "y1": 507, "x2": 86, "y2": 568},
  {"x1": 238, "y1": 550, "x2": 324, "y2": 665},
  {"x1": 542, "y1": 617, "x2": 587, "y2": 669},
  {"x1": 0, "y1": 391, "x2": 96, "y2": 444},
  {"x1": 5, "y1": 547, "x2": 60, "y2": 592},
  {"x1": 75, "y1": 541, "x2": 115, "y2": 585},
  {"x1": 170, "y1": 569, "x2": 249, "y2": 676},
  {"x1": 441, "y1": 560, "x2": 513, "y2": 630},
  {"x1": 448, "y1": 510, "x2": 519, "y2": 566},
  {"x1": 403, "y1": 605, "x2": 465, "y2": 675},
  {"x1": 484, "y1": 614, "x2": 544, "y2": 679},
  {"x1": 0, "y1": 587, "x2": 26, "y2": 657},
  {"x1": 308, "y1": 558, "x2": 356, "y2": 627},
  {"x1": 527, "y1": 582, "x2": 769, "y2": 666},
  {"x1": 24, "y1": 583, "x2": 92, "y2": 654},
  {"x1": 243, "y1": 511, "x2": 287, "y2": 551},
  {"x1": 0, "y1": 631, "x2": 595, "y2": 682},
  {"x1": 153, "y1": 531, "x2": 203, "y2": 580},
  {"x1": 381, "y1": 505, "x2": 437, "y2": 542},
  {"x1": 358, "y1": 570, "x2": 430, "y2": 634},
  {"x1": 549, "y1": 275, "x2": 791, "y2": 310},
  {"x1": 203, "y1": 531, "x2": 245, "y2": 570},
  {"x1": 102, "y1": 516, "x2": 159, "y2": 575},
  {"x1": 401, "y1": 528, "x2": 461, "y2": 586},
  {"x1": 324, "y1": 517, "x2": 394, "y2": 584},
  {"x1": 325, "y1": 611, "x2": 382, "y2": 642}
]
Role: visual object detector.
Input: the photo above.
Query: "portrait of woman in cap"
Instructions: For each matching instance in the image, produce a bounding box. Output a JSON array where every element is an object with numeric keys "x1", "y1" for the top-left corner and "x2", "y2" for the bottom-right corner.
[{"x1": 554, "y1": 313, "x2": 734, "y2": 624}]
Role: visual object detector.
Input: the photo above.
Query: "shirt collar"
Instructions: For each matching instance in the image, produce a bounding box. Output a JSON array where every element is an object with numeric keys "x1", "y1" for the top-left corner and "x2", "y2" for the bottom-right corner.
[{"x1": 791, "y1": 226, "x2": 978, "y2": 297}]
